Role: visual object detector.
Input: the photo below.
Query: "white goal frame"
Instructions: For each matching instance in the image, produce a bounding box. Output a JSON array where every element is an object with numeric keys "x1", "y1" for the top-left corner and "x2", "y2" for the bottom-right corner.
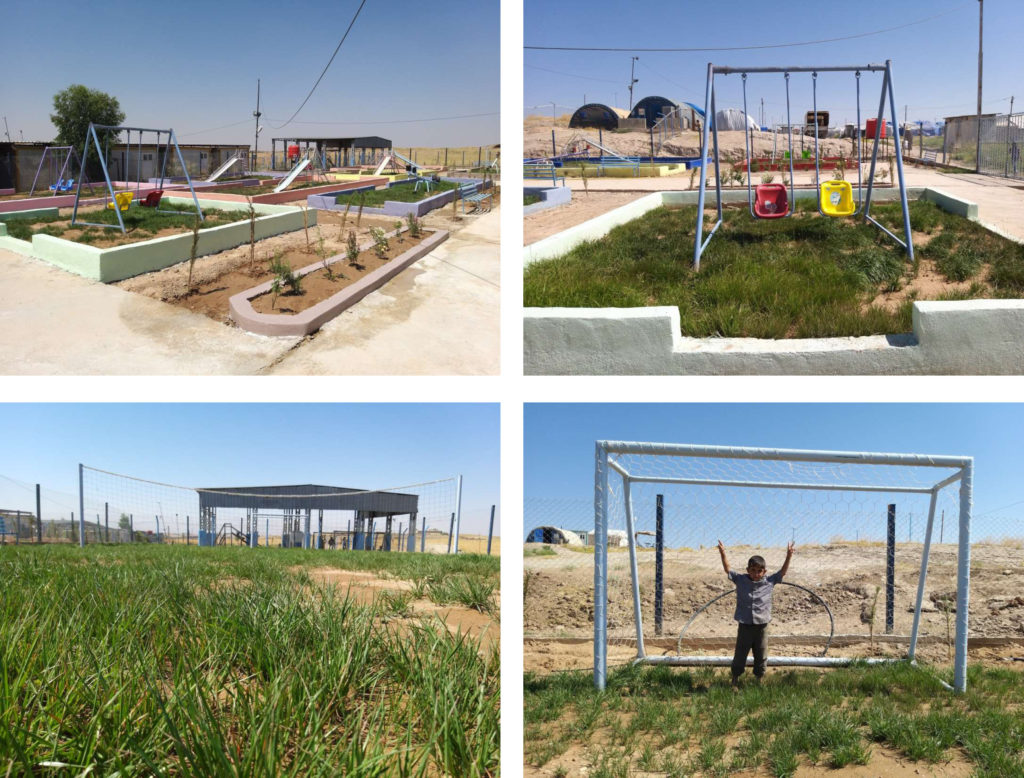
[{"x1": 594, "y1": 441, "x2": 974, "y2": 692}]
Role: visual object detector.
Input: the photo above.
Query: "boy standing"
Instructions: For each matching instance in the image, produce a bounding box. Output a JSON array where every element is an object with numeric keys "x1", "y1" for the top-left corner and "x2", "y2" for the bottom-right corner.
[{"x1": 717, "y1": 539, "x2": 795, "y2": 688}]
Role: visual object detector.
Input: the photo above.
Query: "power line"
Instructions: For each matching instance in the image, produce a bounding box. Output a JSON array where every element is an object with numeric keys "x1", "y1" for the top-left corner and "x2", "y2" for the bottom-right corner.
[
  {"x1": 178, "y1": 118, "x2": 254, "y2": 138},
  {"x1": 265, "y1": 111, "x2": 497, "y2": 126},
  {"x1": 525, "y1": 64, "x2": 621, "y2": 85},
  {"x1": 525, "y1": 2, "x2": 971, "y2": 52},
  {"x1": 273, "y1": 0, "x2": 368, "y2": 130}
]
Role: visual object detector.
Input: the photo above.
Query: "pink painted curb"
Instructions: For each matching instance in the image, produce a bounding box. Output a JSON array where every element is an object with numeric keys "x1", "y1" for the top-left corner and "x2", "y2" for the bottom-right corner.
[{"x1": 229, "y1": 229, "x2": 449, "y2": 336}]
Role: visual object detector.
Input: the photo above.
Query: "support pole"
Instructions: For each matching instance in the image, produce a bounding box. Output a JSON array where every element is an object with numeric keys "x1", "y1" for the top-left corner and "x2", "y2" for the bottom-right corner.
[
  {"x1": 954, "y1": 461, "x2": 973, "y2": 693},
  {"x1": 909, "y1": 489, "x2": 939, "y2": 661},
  {"x1": 447, "y1": 513, "x2": 455, "y2": 554},
  {"x1": 885, "y1": 61, "x2": 915, "y2": 260},
  {"x1": 420, "y1": 518, "x2": 426, "y2": 553},
  {"x1": 187, "y1": 515, "x2": 190, "y2": 546},
  {"x1": 655, "y1": 494, "x2": 664, "y2": 636},
  {"x1": 594, "y1": 443, "x2": 610, "y2": 690},
  {"x1": 105, "y1": 502, "x2": 109, "y2": 542},
  {"x1": 975, "y1": 0, "x2": 984, "y2": 174},
  {"x1": 886, "y1": 504, "x2": 896, "y2": 634},
  {"x1": 623, "y1": 479, "x2": 645, "y2": 658},
  {"x1": 78, "y1": 464, "x2": 85, "y2": 548},
  {"x1": 487, "y1": 505, "x2": 495, "y2": 555},
  {"x1": 453, "y1": 475, "x2": 463, "y2": 554},
  {"x1": 36, "y1": 483, "x2": 42, "y2": 544},
  {"x1": 407, "y1": 513, "x2": 417, "y2": 552}
]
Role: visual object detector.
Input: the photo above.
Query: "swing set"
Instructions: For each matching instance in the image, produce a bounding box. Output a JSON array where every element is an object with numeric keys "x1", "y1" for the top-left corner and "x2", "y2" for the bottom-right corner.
[
  {"x1": 28, "y1": 146, "x2": 97, "y2": 197},
  {"x1": 693, "y1": 60, "x2": 913, "y2": 271},
  {"x1": 70, "y1": 123, "x2": 204, "y2": 234}
]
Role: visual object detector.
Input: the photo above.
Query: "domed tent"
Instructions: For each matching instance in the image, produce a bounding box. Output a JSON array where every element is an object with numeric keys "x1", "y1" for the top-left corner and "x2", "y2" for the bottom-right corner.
[
  {"x1": 714, "y1": 108, "x2": 759, "y2": 131},
  {"x1": 630, "y1": 96, "x2": 681, "y2": 128},
  {"x1": 569, "y1": 103, "x2": 630, "y2": 130}
]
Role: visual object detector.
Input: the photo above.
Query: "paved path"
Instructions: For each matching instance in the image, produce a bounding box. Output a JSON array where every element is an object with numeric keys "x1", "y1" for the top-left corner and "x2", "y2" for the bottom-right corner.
[
  {"x1": 548, "y1": 168, "x2": 1024, "y2": 241},
  {"x1": 0, "y1": 209, "x2": 499, "y2": 375}
]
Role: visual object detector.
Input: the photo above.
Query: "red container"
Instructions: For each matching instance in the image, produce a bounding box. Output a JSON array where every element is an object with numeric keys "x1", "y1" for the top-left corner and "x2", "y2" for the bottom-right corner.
[
  {"x1": 287, "y1": 144, "x2": 300, "y2": 160},
  {"x1": 865, "y1": 118, "x2": 886, "y2": 139}
]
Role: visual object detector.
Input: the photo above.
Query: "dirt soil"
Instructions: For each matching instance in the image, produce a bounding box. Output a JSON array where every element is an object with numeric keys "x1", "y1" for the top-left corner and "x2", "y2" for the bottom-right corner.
[
  {"x1": 524, "y1": 191, "x2": 646, "y2": 245},
  {"x1": 525, "y1": 123, "x2": 871, "y2": 163},
  {"x1": 524, "y1": 541, "x2": 1024, "y2": 673},
  {"x1": 301, "y1": 566, "x2": 498, "y2": 654},
  {"x1": 117, "y1": 211, "x2": 430, "y2": 325}
]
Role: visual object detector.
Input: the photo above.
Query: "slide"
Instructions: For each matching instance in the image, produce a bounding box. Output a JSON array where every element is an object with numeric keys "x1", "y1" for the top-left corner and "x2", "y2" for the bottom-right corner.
[{"x1": 272, "y1": 157, "x2": 312, "y2": 193}]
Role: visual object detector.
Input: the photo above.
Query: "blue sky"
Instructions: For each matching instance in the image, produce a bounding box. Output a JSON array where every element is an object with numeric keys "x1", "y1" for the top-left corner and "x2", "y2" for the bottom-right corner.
[
  {"x1": 0, "y1": 0, "x2": 498, "y2": 147},
  {"x1": 525, "y1": 0, "x2": 1019, "y2": 127},
  {"x1": 525, "y1": 404, "x2": 1024, "y2": 541},
  {"x1": 0, "y1": 404, "x2": 499, "y2": 535}
]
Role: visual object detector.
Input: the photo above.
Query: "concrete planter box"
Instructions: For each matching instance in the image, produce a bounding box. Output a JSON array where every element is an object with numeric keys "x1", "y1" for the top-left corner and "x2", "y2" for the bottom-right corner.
[
  {"x1": 230, "y1": 229, "x2": 449, "y2": 336},
  {"x1": 524, "y1": 185, "x2": 572, "y2": 215},
  {"x1": 187, "y1": 177, "x2": 388, "y2": 205},
  {"x1": 524, "y1": 187, "x2": 1024, "y2": 375},
  {"x1": 3, "y1": 196, "x2": 312, "y2": 283},
  {"x1": 307, "y1": 177, "x2": 491, "y2": 218}
]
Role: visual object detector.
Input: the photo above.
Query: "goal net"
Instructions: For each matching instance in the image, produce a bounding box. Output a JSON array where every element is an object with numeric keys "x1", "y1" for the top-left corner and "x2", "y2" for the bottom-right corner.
[
  {"x1": 593, "y1": 441, "x2": 973, "y2": 692},
  {"x1": 79, "y1": 465, "x2": 462, "y2": 553}
]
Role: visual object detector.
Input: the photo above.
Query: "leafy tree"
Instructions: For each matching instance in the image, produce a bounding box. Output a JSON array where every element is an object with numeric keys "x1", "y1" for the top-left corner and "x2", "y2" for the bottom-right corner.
[
  {"x1": 118, "y1": 513, "x2": 131, "y2": 530},
  {"x1": 50, "y1": 84, "x2": 125, "y2": 153}
]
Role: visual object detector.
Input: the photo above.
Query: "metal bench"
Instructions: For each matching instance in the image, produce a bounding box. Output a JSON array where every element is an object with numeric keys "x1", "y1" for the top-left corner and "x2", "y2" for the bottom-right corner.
[
  {"x1": 523, "y1": 162, "x2": 561, "y2": 186},
  {"x1": 459, "y1": 182, "x2": 493, "y2": 214},
  {"x1": 920, "y1": 148, "x2": 941, "y2": 164}
]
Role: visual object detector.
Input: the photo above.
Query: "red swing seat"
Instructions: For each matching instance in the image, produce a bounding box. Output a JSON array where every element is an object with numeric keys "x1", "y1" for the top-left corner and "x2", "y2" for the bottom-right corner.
[
  {"x1": 139, "y1": 189, "x2": 164, "y2": 208},
  {"x1": 753, "y1": 183, "x2": 789, "y2": 219}
]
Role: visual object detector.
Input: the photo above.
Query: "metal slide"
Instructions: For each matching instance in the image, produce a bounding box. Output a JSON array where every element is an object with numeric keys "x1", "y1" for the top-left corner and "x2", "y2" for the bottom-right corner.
[
  {"x1": 561, "y1": 133, "x2": 633, "y2": 162},
  {"x1": 272, "y1": 156, "x2": 312, "y2": 193},
  {"x1": 205, "y1": 154, "x2": 242, "y2": 183},
  {"x1": 374, "y1": 150, "x2": 420, "y2": 176}
]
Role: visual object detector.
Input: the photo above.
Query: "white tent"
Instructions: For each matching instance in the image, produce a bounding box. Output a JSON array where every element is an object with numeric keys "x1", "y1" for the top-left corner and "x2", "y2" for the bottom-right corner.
[{"x1": 714, "y1": 108, "x2": 759, "y2": 131}]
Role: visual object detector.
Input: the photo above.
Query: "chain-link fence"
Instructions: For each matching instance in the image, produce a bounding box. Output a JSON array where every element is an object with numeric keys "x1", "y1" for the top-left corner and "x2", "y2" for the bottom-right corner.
[
  {"x1": 1, "y1": 470, "x2": 495, "y2": 555},
  {"x1": 942, "y1": 113, "x2": 1024, "y2": 178}
]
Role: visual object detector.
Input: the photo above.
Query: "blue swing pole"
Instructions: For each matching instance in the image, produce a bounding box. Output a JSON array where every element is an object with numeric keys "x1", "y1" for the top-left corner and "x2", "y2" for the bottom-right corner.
[
  {"x1": 742, "y1": 74, "x2": 755, "y2": 218},
  {"x1": 785, "y1": 73, "x2": 796, "y2": 215}
]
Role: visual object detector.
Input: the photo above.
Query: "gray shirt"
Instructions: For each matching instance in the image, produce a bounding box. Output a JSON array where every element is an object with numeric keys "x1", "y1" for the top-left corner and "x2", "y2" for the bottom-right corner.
[{"x1": 729, "y1": 570, "x2": 784, "y2": 625}]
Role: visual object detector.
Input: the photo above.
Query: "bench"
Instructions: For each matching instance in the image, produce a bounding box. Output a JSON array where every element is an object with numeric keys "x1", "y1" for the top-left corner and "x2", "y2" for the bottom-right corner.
[
  {"x1": 459, "y1": 181, "x2": 493, "y2": 214},
  {"x1": 920, "y1": 148, "x2": 941, "y2": 164},
  {"x1": 523, "y1": 162, "x2": 561, "y2": 186}
]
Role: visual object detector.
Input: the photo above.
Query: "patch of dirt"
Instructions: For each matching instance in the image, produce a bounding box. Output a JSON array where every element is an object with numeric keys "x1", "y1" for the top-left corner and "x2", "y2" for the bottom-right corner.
[
  {"x1": 524, "y1": 191, "x2": 647, "y2": 245},
  {"x1": 116, "y1": 212, "x2": 425, "y2": 325}
]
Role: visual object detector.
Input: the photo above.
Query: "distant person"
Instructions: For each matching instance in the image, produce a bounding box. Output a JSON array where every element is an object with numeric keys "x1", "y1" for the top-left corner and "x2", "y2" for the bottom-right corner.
[
  {"x1": 328, "y1": 535, "x2": 336, "y2": 550},
  {"x1": 716, "y1": 539, "x2": 795, "y2": 690}
]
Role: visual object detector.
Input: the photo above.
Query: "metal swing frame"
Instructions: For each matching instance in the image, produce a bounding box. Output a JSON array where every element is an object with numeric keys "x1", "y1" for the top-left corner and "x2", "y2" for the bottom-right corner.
[
  {"x1": 694, "y1": 60, "x2": 914, "y2": 270},
  {"x1": 70, "y1": 123, "x2": 204, "y2": 234}
]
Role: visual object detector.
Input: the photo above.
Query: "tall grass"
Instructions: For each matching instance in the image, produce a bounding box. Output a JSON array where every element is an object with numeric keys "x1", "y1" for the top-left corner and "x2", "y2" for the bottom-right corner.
[
  {"x1": 0, "y1": 545, "x2": 499, "y2": 776},
  {"x1": 524, "y1": 200, "x2": 1024, "y2": 338}
]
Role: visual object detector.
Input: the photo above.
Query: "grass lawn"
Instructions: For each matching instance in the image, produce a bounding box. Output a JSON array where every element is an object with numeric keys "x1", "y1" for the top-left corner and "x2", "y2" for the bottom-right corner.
[
  {"x1": 524, "y1": 194, "x2": 542, "y2": 206},
  {"x1": 0, "y1": 544, "x2": 499, "y2": 776},
  {"x1": 335, "y1": 180, "x2": 458, "y2": 207},
  {"x1": 525, "y1": 663, "x2": 1024, "y2": 777},
  {"x1": 2, "y1": 202, "x2": 240, "y2": 246},
  {"x1": 523, "y1": 199, "x2": 1024, "y2": 338}
]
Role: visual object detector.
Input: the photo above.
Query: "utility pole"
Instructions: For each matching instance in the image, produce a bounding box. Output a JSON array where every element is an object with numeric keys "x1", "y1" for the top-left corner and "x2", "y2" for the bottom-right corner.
[
  {"x1": 550, "y1": 102, "x2": 556, "y2": 124},
  {"x1": 976, "y1": 0, "x2": 984, "y2": 173},
  {"x1": 2, "y1": 117, "x2": 9, "y2": 142},
  {"x1": 1006, "y1": 95, "x2": 1015, "y2": 176},
  {"x1": 761, "y1": 97, "x2": 764, "y2": 129},
  {"x1": 628, "y1": 56, "x2": 639, "y2": 111},
  {"x1": 253, "y1": 79, "x2": 262, "y2": 172}
]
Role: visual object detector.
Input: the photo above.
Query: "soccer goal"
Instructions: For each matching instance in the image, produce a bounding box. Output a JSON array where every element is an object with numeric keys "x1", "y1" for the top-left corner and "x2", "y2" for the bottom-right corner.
[{"x1": 593, "y1": 441, "x2": 973, "y2": 692}]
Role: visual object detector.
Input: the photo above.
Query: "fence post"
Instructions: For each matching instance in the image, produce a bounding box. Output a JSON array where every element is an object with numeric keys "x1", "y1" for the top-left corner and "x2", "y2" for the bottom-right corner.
[
  {"x1": 78, "y1": 463, "x2": 85, "y2": 548},
  {"x1": 453, "y1": 475, "x2": 463, "y2": 554},
  {"x1": 36, "y1": 483, "x2": 42, "y2": 543},
  {"x1": 421, "y1": 518, "x2": 426, "y2": 552},
  {"x1": 447, "y1": 513, "x2": 454, "y2": 554},
  {"x1": 105, "y1": 502, "x2": 109, "y2": 542},
  {"x1": 886, "y1": 504, "x2": 896, "y2": 634},
  {"x1": 130, "y1": 513, "x2": 134, "y2": 543},
  {"x1": 655, "y1": 494, "x2": 664, "y2": 636},
  {"x1": 14, "y1": 511, "x2": 19, "y2": 545},
  {"x1": 187, "y1": 515, "x2": 190, "y2": 545},
  {"x1": 444, "y1": 148, "x2": 448, "y2": 169},
  {"x1": 486, "y1": 505, "x2": 495, "y2": 555}
]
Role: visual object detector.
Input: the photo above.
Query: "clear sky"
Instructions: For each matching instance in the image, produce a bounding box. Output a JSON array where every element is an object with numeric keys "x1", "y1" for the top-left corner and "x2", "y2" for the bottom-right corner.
[
  {"x1": 0, "y1": 0, "x2": 498, "y2": 147},
  {"x1": 0, "y1": 403, "x2": 499, "y2": 535},
  {"x1": 525, "y1": 404, "x2": 1024, "y2": 541},
  {"x1": 525, "y1": 0, "x2": 1019, "y2": 128}
]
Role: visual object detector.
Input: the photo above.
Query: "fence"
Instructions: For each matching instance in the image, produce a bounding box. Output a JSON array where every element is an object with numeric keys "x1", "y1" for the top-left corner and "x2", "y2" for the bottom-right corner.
[
  {"x1": 942, "y1": 113, "x2": 1024, "y2": 178},
  {"x1": 249, "y1": 147, "x2": 498, "y2": 174},
  {"x1": 0, "y1": 471, "x2": 496, "y2": 555},
  {"x1": 524, "y1": 491, "x2": 1024, "y2": 663}
]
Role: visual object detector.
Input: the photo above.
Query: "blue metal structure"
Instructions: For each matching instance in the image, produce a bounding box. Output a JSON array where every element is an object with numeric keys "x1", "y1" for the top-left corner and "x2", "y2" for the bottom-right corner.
[
  {"x1": 70, "y1": 124, "x2": 204, "y2": 234},
  {"x1": 694, "y1": 61, "x2": 914, "y2": 270}
]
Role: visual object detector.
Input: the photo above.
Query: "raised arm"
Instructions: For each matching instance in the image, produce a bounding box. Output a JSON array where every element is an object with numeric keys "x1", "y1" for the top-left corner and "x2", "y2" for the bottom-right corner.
[
  {"x1": 717, "y1": 539, "x2": 731, "y2": 577},
  {"x1": 778, "y1": 541, "x2": 795, "y2": 579}
]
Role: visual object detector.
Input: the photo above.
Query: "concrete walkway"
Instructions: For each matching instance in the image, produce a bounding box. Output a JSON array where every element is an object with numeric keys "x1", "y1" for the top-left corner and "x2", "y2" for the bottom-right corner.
[
  {"x1": 0, "y1": 209, "x2": 499, "y2": 375},
  {"x1": 552, "y1": 168, "x2": 1024, "y2": 241}
]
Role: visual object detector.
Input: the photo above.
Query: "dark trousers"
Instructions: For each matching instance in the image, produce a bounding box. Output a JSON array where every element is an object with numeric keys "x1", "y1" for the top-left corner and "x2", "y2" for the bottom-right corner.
[{"x1": 731, "y1": 623, "x2": 768, "y2": 679}]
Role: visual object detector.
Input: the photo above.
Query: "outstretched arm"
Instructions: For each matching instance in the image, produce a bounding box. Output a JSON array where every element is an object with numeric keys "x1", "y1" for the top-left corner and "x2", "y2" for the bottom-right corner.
[
  {"x1": 717, "y1": 539, "x2": 730, "y2": 576},
  {"x1": 778, "y1": 541, "x2": 795, "y2": 579}
]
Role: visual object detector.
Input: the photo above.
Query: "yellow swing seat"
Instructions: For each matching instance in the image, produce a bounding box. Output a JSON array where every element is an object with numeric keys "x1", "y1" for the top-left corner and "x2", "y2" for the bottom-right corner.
[
  {"x1": 820, "y1": 180, "x2": 855, "y2": 216},
  {"x1": 106, "y1": 191, "x2": 134, "y2": 213}
]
